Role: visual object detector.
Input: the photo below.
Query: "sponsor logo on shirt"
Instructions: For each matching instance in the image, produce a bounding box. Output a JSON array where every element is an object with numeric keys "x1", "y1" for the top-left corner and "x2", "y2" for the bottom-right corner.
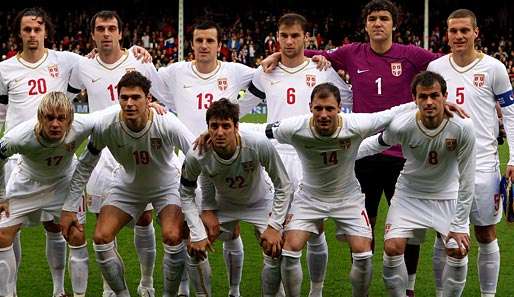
[
  {"x1": 48, "y1": 64, "x2": 60, "y2": 78},
  {"x1": 445, "y1": 138, "x2": 457, "y2": 151},
  {"x1": 91, "y1": 77, "x2": 101, "y2": 83},
  {"x1": 306, "y1": 74, "x2": 316, "y2": 87},
  {"x1": 217, "y1": 78, "x2": 228, "y2": 91},
  {"x1": 390, "y1": 62, "x2": 402, "y2": 77},
  {"x1": 473, "y1": 73, "x2": 485, "y2": 87},
  {"x1": 151, "y1": 138, "x2": 162, "y2": 150}
]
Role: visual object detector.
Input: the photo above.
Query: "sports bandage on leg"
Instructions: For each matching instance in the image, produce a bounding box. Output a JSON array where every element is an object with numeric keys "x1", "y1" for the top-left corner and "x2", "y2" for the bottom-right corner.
[
  {"x1": 262, "y1": 254, "x2": 282, "y2": 297},
  {"x1": 307, "y1": 232, "x2": 328, "y2": 297},
  {"x1": 187, "y1": 253, "x2": 211, "y2": 297},
  {"x1": 281, "y1": 250, "x2": 303, "y2": 297},
  {"x1": 163, "y1": 241, "x2": 187, "y2": 296},
  {"x1": 478, "y1": 240, "x2": 500, "y2": 296}
]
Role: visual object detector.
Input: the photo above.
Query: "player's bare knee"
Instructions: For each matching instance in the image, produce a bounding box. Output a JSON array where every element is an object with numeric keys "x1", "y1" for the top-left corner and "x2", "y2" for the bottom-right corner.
[
  {"x1": 446, "y1": 248, "x2": 467, "y2": 259},
  {"x1": 135, "y1": 210, "x2": 153, "y2": 226},
  {"x1": 93, "y1": 229, "x2": 115, "y2": 244},
  {"x1": 42, "y1": 221, "x2": 62, "y2": 233},
  {"x1": 474, "y1": 225, "x2": 496, "y2": 243},
  {"x1": 384, "y1": 239, "x2": 405, "y2": 256},
  {"x1": 162, "y1": 228, "x2": 183, "y2": 246},
  {"x1": 0, "y1": 230, "x2": 14, "y2": 248},
  {"x1": 283, "y1": 234, "x2": 307, "y2": 252}
]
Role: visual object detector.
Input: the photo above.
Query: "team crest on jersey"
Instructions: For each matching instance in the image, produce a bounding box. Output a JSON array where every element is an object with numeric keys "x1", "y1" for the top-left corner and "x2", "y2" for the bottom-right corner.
[
  {"x1": 48, "y1": 64, "x2": 59, "y2": 78},
  {"x1": 151, "y1": 138, "x2": 162, "y2": 150},
  {"x1": 339, "y1": 139, "x2": 351, "y2": 150},
  {"x1": 242, "y1": 160, "x2": 256, "y2": 172},
  {"x1": 217, "y1": 78, "x2": 228, "y2": 91},
  {"x1": 473, "y1": 73, "x2": 485, "y2": 87},
  {"x1": 305, "y1": 74, "x2": 316, "y2": 87},
  {"x1": 385, "y1": 224, "x2": 392, "y2": 234},
  {"x1": 445, "y1": 138, "x2": 457, "y2": 151},
  {"x1": 390, "y1": 63, "x2": 402, "y2": 77},
  {"x1": 64, "y1": 141, "x2": 76, "y2": 152}
]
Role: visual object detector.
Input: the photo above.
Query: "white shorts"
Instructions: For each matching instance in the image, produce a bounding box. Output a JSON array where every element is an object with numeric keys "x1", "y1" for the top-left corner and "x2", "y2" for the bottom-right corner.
[
  {"x1": 86, "y1": 149, "x2": 117, "y2": 212},
  {"x1": 103, "y1": 185, "x2": 181, "y2": 223},
  {"x1": 384, "y1": 195, "x2": 460, "y2": 242},
  {"x1": 470, "y1": 170, "x2": 501, "y2": 226},
  {"x1": 286, "y1": 188, "x2": 372, "y2": 239},
  {"x1": 0, "y1": 169, "x2": 86, "y2": 227},
  {"x1": 277, "y1": 149, "x2": 302, "y2": 193},
  {"x1": 216, "y1": 203, "x2": 271, "y2": 240},
  {"x1": 3, "y1": 156, "x2": 19, "y2": 186}
]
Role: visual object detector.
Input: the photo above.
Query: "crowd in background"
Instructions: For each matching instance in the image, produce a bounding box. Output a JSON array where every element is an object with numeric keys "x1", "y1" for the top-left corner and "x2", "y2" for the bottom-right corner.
[{"x1": 0, "y1": 5, "x2": 512, "y2": 83}]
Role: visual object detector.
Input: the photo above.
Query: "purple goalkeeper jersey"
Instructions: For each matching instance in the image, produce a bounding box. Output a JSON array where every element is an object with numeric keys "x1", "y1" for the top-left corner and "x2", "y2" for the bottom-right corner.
[{"x1": 306, "y1": 43, "x2": 439, "y2": 158}]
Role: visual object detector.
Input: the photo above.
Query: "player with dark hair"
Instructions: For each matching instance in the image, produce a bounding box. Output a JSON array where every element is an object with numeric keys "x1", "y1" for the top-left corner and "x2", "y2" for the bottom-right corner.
[{"x1": 428, "y1": 9, "x2": 514, "y2": 297}]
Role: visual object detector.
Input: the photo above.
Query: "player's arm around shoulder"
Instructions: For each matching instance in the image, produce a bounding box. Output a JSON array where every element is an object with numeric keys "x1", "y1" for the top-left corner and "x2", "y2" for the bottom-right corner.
[{"x1": 163, "y1": 112, "x2": 194, "y2": 154}]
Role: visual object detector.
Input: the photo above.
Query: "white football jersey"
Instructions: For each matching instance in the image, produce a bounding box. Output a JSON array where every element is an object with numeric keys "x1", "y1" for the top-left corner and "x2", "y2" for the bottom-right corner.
[
  {"x1": 427, "y1": 53, "x2": 514, "y2": 171},
  {"x1": 180, "y1": 130, "x2": 291, "y2": 242},
  {"x1": 245, "y1": 60, "x2": 353, "y2": 124},
  {"x1": 90, "y1": 110, "x2": 193, "y2": 193},
  {"x1": 0, "y1": 50, "x2": 79, "y2": 131},
  {"x1": 268, "y1": 103, "x2": 415, "y2": 199},
  {"x1": 158, "y1": 61, "x2": 255, "y2": 135},
  {"x1": 0, "y1": 112, "x2": 98, "y2": 198},
  {"x1": 69, "y1": 48, "x2": 172, "y2": 112}
]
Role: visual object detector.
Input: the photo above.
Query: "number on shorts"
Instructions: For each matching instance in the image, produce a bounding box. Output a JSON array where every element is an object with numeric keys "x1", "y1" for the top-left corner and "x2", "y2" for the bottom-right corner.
[{"x1": 361, "y1": 210, "x2": 370, "y2": 227}]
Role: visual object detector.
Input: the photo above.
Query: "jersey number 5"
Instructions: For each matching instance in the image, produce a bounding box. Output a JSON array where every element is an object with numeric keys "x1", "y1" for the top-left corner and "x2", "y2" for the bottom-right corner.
[{"x1": 455, "y1": 87, "x2": 464, "y2": 104}]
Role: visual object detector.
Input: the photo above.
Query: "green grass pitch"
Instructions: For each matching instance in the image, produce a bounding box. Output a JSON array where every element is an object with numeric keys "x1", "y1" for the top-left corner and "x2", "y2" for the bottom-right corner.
[{"x1": 14, "y1": 113, "x2": 514, "y2": 296}]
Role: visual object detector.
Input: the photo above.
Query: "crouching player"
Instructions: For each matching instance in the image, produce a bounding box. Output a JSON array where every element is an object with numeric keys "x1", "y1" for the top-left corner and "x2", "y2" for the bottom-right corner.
[
  {"x1": 180, "y1": 98, "x2": 291, "y2": 297},
  {"x1": 357, "y1": 71, "x2": 475, "y2": 297},
  {"x1": 60, "y1": 71, "x2": 194, "y2": 297},
  {"x1": 0, "y1": 91, "x2": 112, "y2": 297}
]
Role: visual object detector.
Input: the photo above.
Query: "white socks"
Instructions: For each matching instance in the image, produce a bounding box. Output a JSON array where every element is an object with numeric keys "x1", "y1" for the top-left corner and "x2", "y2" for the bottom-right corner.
[
  {"x1": 223, "y1": 236, "x2": 244, "y2": 297},
  {"x1": 0, "y1": 244, "x2": 16, "y2": 296},
  {"x1": 163, "y1": 241, "x2": 187, "y2": 296},
  {"x1": 350, "y1": 251, "x2": 373, "y2": 297},
  {"x1": 306, "y1": 233, "x2": 328, "y2": 297},
  {"x1": 478, "y1": 239, "x2": 500, "y2": 296},
  {"x1": 383, "y1": 253, "x2": 407, "y2": 297},
  {"x1": 69, "y1": 243, "x2": 89, "y2": 296},
  {"x1": 442, "y1": 256, "x2": 468, "y2": 297},
  {"x1": 262, "y1": 254, "x2": 282, "y2": 297},
  {"x1": 433, "y1": 236, "x2": 447, "y2": 292},
  {"x1": 281, "y1": 250, "x2": 303, "y2": 297},
  {"x1": 94, "y1": 241, "x2": 129, "y2": 295},
  {"x1": 134, "y1": 223, "x2": 156, "y2": 289},
  {"x1": 46, "y1": 231, "x2": 66, "y2": 296},
  {"x1": 188, "y1": 254, "x2": 211, "y2": 297}
]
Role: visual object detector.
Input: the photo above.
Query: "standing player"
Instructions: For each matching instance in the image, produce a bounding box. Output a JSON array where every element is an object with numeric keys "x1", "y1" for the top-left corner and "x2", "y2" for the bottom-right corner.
[
  {"x1": 61, "y1": 71, "x2": 194, "y2": 297},
  {"x1": 262, "y1": 2, "x2": 439, "y2": 294},
  {"x1": 240, "y1": 13, "x2": 352, "y2": 297},
  {"x1": 158, "y1": 20, "x2": 256, "y2": 297},
  {"x1": 66, "y1": 10, "x2": 172, "y2": 297},
  {"x1": 357, "y1": 71, "x2": 475, "y2": 297},
  {"x1": 427, "y1": 9, "x2": 514, "y2": 297},
  {"x1": 0, "y1": 8, "x2": 82, "y2": 297},
  {"x1": 265, "y1": 83, "x2": 419, "y2": 297},
  {"x1": 0, "y1": 92, "x2": 114, "y2": 297},
  {"x1": 180, "y1": 99, "x2": 291, "y2": 297}
]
